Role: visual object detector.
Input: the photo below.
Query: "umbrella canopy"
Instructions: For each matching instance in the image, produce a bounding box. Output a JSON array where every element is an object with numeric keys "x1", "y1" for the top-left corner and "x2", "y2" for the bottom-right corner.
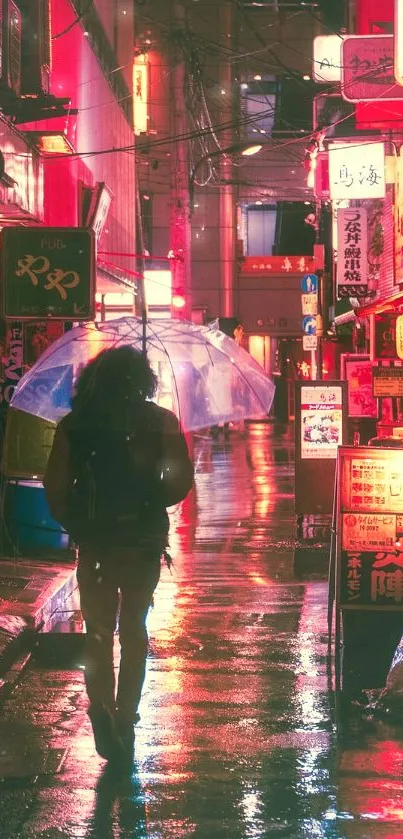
[{"x1": 10, "y1": 317, "x2": 275, "y2": 431}]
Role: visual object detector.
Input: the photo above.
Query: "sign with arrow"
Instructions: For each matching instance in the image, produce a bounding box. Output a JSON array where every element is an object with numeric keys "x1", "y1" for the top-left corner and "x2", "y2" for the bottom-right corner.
[
  {"x1": 1, "y1": 227, "x2": 95, "y2": 321},
  {"x1": 302, "y1": 315, "x2": 317, "y2": 335}
]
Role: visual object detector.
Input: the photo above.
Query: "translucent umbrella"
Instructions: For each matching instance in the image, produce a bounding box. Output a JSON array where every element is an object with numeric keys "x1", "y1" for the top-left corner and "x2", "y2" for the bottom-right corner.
[{"x1": 10, "y1": 317, "x2": 275, "y2": 431}]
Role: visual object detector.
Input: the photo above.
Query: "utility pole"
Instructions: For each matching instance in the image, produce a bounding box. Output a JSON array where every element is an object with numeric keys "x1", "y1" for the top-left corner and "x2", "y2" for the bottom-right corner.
[
  {"x1": 315, "y1": 200, "x2": 324, "y2": 380},
  {"x1": 170, "y1": 1, "x2": 191, "y2": 321},
  {"x1": 219, "y1": 1, "x2": 236, "y2": 318}
]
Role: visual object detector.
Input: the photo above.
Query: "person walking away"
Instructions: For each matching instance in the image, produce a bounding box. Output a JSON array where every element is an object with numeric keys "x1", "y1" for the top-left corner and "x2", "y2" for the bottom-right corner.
[{"x1": 43, "y1": 346, "x2": 194, "y2": 768}]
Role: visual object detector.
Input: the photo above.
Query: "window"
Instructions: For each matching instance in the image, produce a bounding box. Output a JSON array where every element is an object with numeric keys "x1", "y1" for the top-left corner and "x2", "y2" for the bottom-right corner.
[
  {"x1": 241, "y1": 76, "x2": 277, "y2": 140},
  {"x1": 244, "y1": 205, "x2": 277, "y2": 256}
]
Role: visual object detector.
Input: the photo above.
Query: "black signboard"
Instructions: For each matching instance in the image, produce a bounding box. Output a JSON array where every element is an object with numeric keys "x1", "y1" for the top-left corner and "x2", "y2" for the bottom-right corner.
[
  {"x1": 1, "y1": 227, "x2": 95, "y2": 320},
  {"x1": 294, "y1": 381, "x2": 348, "y2": 515},
  {"x1": 372, "y1": 366, "x2": 403, "y2": 398},
  {"x1": 336, "y1": 446, "x2": 403, "y2": 612}
]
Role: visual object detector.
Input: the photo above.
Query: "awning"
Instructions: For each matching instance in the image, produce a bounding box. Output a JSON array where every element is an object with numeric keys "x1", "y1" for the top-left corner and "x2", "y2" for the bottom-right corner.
[{"x1": 357, "y1": 290, "x2": 403, "y2": 317}]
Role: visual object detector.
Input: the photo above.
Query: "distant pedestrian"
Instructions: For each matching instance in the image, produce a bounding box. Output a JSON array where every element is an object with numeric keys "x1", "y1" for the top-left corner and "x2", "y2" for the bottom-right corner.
[{"x1": 43, "y1": 346, "x2": 194, "y2": 769}]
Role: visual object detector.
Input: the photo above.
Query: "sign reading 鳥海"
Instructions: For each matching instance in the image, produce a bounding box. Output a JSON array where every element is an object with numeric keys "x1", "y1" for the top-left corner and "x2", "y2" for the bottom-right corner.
[
  {"x1": 341, "y1": 35, "x2": 403, "y2": 103},
  {"x1": 1, "y1": 227, "x2": 95, "y2": 320},
  {"x1": 329, "y1": 142, "x2": 385, "y2": 200},
  {"x1": 337, "y1": 207, "x2": 368, "y2": 297},
  {"x1": 336, "y1": 446, "x2": 403, "y2": 611}
]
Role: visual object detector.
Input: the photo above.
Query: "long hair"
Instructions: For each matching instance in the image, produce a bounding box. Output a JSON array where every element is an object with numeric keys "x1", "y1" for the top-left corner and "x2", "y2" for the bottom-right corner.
[{"x1": 70, "y1": 346, "x2": 157, "y2": 429}]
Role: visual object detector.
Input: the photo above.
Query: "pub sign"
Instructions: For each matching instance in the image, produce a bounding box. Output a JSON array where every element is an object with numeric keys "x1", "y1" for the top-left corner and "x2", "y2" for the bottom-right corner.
[{"x1": 1, "y1": 227, "x2": 95, "y2": 320}]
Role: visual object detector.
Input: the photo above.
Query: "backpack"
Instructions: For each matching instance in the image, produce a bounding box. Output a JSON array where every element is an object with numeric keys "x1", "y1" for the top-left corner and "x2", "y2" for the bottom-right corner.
[{"x1": 65, "y1": 412, "x2": 169, "y2": 547}]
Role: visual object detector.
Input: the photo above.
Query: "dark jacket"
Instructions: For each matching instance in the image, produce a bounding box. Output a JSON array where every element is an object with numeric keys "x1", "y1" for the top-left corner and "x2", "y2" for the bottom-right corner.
[{"x1": 43, "y1": 402, "x2": 194, "y2": 548}]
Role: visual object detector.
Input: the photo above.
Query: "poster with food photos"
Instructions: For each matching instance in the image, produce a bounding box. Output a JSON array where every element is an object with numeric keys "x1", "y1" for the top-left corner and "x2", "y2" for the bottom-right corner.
[{"x1": 301, "y1": 384, "x2": 343, "y2": 459}]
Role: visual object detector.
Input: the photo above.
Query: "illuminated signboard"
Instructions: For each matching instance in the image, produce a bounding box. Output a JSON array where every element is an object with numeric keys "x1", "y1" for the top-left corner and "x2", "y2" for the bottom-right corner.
[
  {"x1": 300, "y1": 383, "x2": 344, "y2": 460},
  {"x1": 133, "y1": 55, "x2": 148, "y2": 135},
  {"x1": 395, "y1": 157, "x2": 403, "y2": 285},
  {"x1": 396, "y1": 0, "x2": 403, "y2": 85},
  {"x1": 1, "y1": 227, "x2": 95, "y2": 320},
  {"x1": 372, "y1": 366, "x2": 403, "y2": 397},
  {"x1": 313, "y1": 35, "x2": 343, "y2": 83},
  {"x1": 328, "y1": 142, "x2": 385, "y2": 200},
  {"x1": 337, "y1": 447, "x2": 403, "y2": 610},
  {"x1": 341, "y1": 35, "x2": 403, "y2": 102}
]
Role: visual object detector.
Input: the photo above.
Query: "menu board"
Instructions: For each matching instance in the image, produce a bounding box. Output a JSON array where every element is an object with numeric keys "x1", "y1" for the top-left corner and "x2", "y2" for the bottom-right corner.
[
  {"x1": 336, "y1": 447, "x2": 403, "y2": 611},
  {"x1": 295, "y1": 381, "x2": 347, "y2": 515},
  {"x1": 372, "y1": 366, "x2": 403, "y2": 397},
  {"x1": 301, "y1": 384, "x2": 343, "y2": 460}
]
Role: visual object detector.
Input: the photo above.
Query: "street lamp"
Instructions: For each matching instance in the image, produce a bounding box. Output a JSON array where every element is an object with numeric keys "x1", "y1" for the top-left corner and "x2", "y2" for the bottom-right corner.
[{"x1": 188, "y1": 142, "x2": 263, "y2": 216}]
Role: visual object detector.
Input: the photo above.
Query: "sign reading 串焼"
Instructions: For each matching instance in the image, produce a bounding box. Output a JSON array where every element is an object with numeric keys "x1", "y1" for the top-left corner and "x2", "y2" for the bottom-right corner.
[
  {"x1": 313, "y1": 35, "x2": 343, "y2": 83},
  {"x1": 341, "y1": 35, "x2": 403, "y2": 102},
  {"x1": 336, "y1": 207, "x2": 368, "y2": 298},
  {"x1": 300, "y1": 384, "x2": 343, "y2": 460},
  {"x1": 1, "y1": 227, "x2": 95, "y2": 321},
  {"x1": 328, "y1": 142, "x2": 385, "y2": 200},
  {"x1": 337, "y1": 446, "x2": 403, "y2": 610}
]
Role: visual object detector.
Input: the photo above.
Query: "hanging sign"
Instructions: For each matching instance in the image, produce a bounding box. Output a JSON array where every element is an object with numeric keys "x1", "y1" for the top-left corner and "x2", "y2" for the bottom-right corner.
[
  {"x1": 329, "y1": 142, "x2": 385, "y2": 200},
  {"x1": 1, "y1": 227, "x2": 95, "y2": 320},
  {"x1": 337, "y1": 207, "x2": 368, "y2": 297},
  {"x1": 313, "y1": 35, "x2": 343, "y2": 83},
  {"x1": 133, "y1": 55, "x2": 148, "y2": 135},
  {"x1": 341, "y1": 35, "x2": 403, "y2": 102}
]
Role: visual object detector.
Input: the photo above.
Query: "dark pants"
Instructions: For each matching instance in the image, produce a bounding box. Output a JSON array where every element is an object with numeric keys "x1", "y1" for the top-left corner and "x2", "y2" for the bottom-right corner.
[{"x1": 77, "y1": 546, "x2": 161, "y2": 722}]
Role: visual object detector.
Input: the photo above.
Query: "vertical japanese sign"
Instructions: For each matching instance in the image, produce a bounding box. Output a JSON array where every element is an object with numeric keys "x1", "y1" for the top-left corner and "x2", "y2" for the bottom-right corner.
[
  {"x1": 337, "y1": 207, "x2": 368, "y2": 297},
  {"x1": 133, "y1": 55, "x2": 148, "y2": 135},
  {"x1": 395, "y1": 155, "x2": 403, "y2": 285},
  {"x1": 328, "y1": 142, "x2": 385, "y2": 200},
  {"x1": 337, "y1": 447, "x2": 403, "y2": 610},
  {"x1": 0, "y1": 321, "x2": 23, "y2": 406},
  {"x1": 1, "y1": 227, "x2": 95, "y2": 320}
]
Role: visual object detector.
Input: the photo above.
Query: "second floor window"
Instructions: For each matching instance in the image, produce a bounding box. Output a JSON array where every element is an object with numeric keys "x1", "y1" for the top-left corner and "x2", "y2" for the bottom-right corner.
[{"x1": 241, "y1": 76, "x2": 277, "y2": 140}]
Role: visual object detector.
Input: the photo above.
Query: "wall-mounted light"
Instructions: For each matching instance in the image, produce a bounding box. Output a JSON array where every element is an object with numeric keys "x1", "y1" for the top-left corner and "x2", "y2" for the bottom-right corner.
[{"x1": 25, "y1": 131, "x2": 74, "y2": 155}]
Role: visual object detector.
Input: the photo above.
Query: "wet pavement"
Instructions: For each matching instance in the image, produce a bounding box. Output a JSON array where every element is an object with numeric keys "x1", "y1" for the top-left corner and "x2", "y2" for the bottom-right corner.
[{"x1": 0, "y1": 423, "x2": 403, "y2": 837}]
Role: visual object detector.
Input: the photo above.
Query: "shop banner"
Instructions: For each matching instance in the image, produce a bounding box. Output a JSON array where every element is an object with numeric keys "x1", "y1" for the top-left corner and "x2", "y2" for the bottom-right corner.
[{"x1": 337, "y1": 207, "x2": 368, "y2": 297}]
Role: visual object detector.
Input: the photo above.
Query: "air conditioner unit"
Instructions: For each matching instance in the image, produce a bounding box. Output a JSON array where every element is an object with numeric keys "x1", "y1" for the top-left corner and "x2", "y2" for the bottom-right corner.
[{"x1": 0, "y1": 0, "x2": 22, "y2": 96}]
